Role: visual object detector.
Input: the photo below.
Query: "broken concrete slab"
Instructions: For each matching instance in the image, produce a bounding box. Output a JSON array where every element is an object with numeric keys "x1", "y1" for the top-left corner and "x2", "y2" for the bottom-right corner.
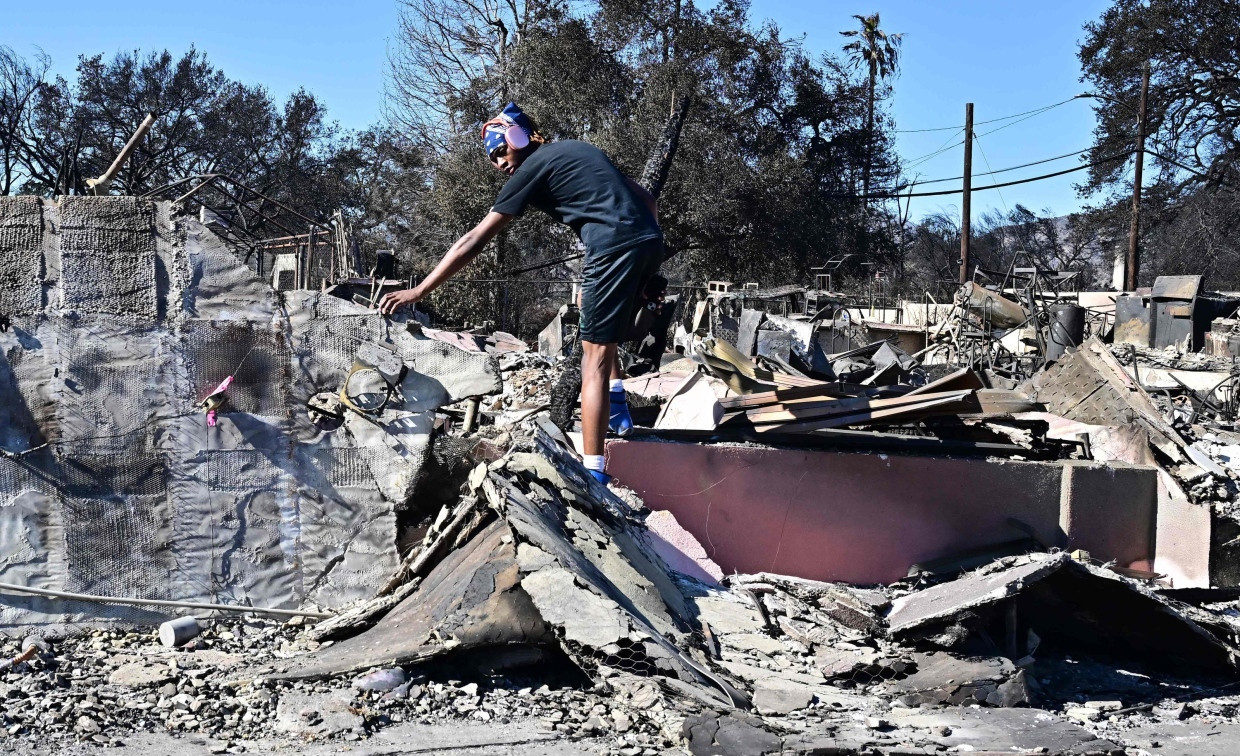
[
  {"x1": 1113, "y1": 718, "x2": 1240, "y2": 755},
  {"x1": 724, "y1": 633, "x2": 786, "y2": 656},
  {"x1": 485, "y1": 430, "x2": 747, "y2": 707},
  {"x1": 750, "y1": 677, "x2": 818, "y2": 714},
  {"x1": 880, "y1": 706, "x2": 1124, "y2": 755},
  {"x1": 521, "y1": 567, "x2": 627, "y2": 646},
  {"x1": 682, "y1": 711, "x2": 782, "y2": 756},
  {"x1": 886, "y1": 652, "x2": 1029, "y2": 707},
  {"x1": 273, "y1": 689, "x2": 363, "y2": 738},
  {"x1": 261, "y1": 424, "x2": 746, "y2": 709},
  {"x1": 690, "y1": 595, "x2": 769, "y2": 636},
  {"x1": 887, "y1": 553, "x2": 1239, "y2": 672},
  {"x1": 108, "y1": 661, "x2": 175, "y2": 688}
]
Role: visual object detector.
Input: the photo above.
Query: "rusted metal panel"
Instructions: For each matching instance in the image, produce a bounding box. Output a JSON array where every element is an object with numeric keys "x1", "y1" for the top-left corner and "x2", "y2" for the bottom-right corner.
[
  {"x1": 1114, "y1": 295, "x2": 1152, "y2": 347},
  {"x1": 1151, "y1": 275, "x2": 1202, "y2": 301}
]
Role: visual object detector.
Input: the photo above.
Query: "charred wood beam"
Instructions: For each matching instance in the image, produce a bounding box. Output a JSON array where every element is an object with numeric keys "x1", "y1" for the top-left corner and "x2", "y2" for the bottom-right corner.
[{"x1": 639, "y1": 93, "x2": 692, "y2": 199}]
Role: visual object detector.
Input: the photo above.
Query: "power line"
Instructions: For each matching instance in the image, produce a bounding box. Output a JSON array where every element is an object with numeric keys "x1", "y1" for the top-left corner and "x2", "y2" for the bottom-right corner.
[
  {"x1": 972, "y1": 132, "x2": 1012, "y2": 216},
  {"x1": 902, "y1": 129, "x2": 965, "y2": 170},
  {"x1": 894, "y1": 95, "x2": 1083, "y2": 134},
  {"x1": 860, "y1": 150, "x2": 1133, "y2": 199},
  {"x1": 890, "y1": 146, "x2": 1099, "y2": 190},
  {"x1": 975, "y1": 105, "x2": 1071, "y2": 139}
]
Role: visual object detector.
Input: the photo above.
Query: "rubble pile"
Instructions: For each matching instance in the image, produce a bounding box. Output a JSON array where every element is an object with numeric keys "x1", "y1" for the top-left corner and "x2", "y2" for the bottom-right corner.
[
  {"x1": 491, "y1": 352, "x2": 556, "y2": 413},
  {"x1": 12, "y1": 413, "x2": 1240, "y2": 754},
  {"x1": 0, "y1": 618, "x2": 678, "y2": 753},
  {"x1": 7, "y1": 194, "x2": 1240, "y2": 755}
]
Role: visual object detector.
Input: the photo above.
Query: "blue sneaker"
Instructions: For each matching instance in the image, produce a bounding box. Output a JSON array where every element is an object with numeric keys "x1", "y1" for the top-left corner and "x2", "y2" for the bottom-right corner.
[
  {"x1": 589, "y1": 469, "x2": 612, "y2": 485},
  {"x1": 609, "y1": 390, "x2": 634, "y2": 436}
]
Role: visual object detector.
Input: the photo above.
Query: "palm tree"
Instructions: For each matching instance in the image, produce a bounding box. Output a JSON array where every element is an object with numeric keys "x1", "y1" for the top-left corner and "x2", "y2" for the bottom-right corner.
[{"x1": 841, "y1": 13, "x2": 903, "y2": 200}]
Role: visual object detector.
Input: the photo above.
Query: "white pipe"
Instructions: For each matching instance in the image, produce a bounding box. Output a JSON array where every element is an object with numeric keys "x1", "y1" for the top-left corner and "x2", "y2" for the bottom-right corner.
[
  {"x1": 0, "y1": 582, "x2": 331, "y2": 619},
  {"x1": 93, "y1": 112, "x2": 157, "y2": 189}
]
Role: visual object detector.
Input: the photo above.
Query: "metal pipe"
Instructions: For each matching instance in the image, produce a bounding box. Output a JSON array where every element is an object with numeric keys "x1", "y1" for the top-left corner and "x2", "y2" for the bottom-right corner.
[
  {"x1": 209, "y1": 181, "x2": 301, "y2": 238},
  {"x1": 462, "y1": 397, "x2": 481, "y2": 433},
  {"x1": 88, "y1": 113, "x2": 156, "y2": 194},
  {"x1": 0, "y1": 581, "x2": 332, "y2": 619},
  {"x1": 174, "y1": 174, "x2": 218, "y2": 205},
  {"x1": 211, "y1": 174, "x2": 332, "y2": 231}
]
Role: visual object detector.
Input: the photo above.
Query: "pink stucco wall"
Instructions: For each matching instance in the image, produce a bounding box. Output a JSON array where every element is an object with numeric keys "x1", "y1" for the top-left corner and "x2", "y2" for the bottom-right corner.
[{"x1": 606, "y1": 439, "x2": 1167, "y2": 585}]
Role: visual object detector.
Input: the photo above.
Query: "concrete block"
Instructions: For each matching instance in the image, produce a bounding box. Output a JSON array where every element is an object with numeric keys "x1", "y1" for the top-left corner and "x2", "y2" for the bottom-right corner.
[
  {"x1": 1059, "y1": 461, "x2": 1157, "y2": 568},
  {"x1": 0, "y1": 196, "x2": 44, "y2": 315},
  {"x1": 58, "y1": 197, "x2": 156, "y2": 318}
]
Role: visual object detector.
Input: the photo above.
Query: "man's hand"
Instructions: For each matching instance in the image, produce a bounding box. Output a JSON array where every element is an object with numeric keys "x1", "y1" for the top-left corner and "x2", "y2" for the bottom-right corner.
[
  {"x1": 378, "y1": 287, "x2": 423, "y2": 315},
  {"x1": 383, "y1": 212, "x2": 513, "y2": 317}
]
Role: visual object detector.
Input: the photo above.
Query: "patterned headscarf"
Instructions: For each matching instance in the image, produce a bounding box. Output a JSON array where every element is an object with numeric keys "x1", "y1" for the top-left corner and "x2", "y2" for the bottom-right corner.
[{"x1": 481, "y1": 102, "x2": 535, "y2": 157}]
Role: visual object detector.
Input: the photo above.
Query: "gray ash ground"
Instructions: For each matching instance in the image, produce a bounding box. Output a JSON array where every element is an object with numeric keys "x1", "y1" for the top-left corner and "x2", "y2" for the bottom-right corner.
[
  {"x1": 7, "y1": 606, "x2": 1240, "y2": 754},
  {"x1": 0, "y1": 617, "x2": 678, "y2": 754}
]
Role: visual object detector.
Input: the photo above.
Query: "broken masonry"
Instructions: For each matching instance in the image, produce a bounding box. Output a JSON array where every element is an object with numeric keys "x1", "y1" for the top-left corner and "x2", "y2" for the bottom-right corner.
[{"x1": 5, "y1": 194, "x2": 1240, "y2": 755}]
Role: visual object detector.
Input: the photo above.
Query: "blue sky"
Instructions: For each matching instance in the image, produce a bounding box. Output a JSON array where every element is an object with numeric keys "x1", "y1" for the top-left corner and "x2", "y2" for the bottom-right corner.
[{"x1": 4, "y1": 0, "x2": 1117, "y2": 221}]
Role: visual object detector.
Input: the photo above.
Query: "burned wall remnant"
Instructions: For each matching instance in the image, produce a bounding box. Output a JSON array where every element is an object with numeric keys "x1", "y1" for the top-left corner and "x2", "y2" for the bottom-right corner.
[
  {"x1": 606, "y1": 438, "x2": 1162, "y2": 585},
  {"x1": 0, "y1": 196, "x2": 499, "y2": 631}
]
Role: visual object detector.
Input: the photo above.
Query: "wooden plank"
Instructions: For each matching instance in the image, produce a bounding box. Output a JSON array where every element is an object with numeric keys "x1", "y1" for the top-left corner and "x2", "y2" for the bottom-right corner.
[
  {"x1": 727, "y1": 388, "x2": 969, "y2": 421},
  {"x1": 737, "y1": 390, "x2": 974, "y2": 425},
  {"x1": 754, "y1": 393, "x2": 971, "y2": 434},
  {"x1": 907, "y1": 367, "x2": 984, "y2": 396},
  {"x1": 718, "y1": 382, "x2": 862, "y2": 411}
]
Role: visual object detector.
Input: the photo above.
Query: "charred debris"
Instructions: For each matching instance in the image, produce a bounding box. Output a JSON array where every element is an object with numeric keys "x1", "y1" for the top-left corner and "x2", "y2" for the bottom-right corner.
[{"x1": 3, "y1": 194, "x2": 1240, "y2": 755}]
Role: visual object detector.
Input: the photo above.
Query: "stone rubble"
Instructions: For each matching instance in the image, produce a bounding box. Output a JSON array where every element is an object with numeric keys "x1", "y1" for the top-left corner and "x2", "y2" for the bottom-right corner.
[
  {"x1": 0, "y1": 619, "x2": 688, "y2": 754},
  {"x1": 8, "y1": 267, "x2": 1240, "y2": 754}
]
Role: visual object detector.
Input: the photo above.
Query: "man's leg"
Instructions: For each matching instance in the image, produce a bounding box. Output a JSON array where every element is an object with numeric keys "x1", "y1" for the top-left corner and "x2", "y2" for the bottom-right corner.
[
  {"x1": 577, "y1": 239, "x2": 662, "y2": 482},
  {"x1": 607, "y1": 351, "x2": 633, "y2": 436},
  {"x1": 580, "y1": 340, "x2": 616, "y2": 482}
]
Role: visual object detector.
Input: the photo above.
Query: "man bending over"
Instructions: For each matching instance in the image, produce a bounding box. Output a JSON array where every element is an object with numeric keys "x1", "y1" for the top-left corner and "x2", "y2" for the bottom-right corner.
[{"x1": 379, "y1": 102, "x2": 662, "y2": 485}]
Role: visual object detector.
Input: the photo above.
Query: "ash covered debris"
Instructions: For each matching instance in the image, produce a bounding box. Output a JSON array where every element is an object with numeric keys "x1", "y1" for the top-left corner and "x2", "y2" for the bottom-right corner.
[
  {"x1": 0, "y1": 195, "x2": 499, "y2": 631},
  {"x1": 6, "y1": 196, "x2": 1240, "y2": 756},
  {"x1": 6, "y1": 417, "x2": 1240, "y2": 754}
]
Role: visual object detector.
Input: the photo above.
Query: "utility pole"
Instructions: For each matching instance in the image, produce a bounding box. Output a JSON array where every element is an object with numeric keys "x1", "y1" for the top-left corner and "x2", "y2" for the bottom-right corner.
[
  {"x1": 1126, "y1": 62, "x2": 1150, "y2": 292},
  {"x1": 959, "y1": 103, "x2": 973, "y2": 284}
]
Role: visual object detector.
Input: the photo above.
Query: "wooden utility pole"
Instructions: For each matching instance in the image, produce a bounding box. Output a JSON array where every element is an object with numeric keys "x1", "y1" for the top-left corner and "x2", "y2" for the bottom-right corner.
[
  {"x1": 959, "y1": 103, "x2": 973, "y2": 284},
  {"x1": 1126, "y1": 62, "x2": 1150, "y2": 292}
]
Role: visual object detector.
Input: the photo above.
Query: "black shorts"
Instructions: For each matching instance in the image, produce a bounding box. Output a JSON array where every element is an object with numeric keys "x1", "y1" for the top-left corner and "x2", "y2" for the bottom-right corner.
[{"x1": 579, "y1": 237, "x2": 663, "y2": 344}]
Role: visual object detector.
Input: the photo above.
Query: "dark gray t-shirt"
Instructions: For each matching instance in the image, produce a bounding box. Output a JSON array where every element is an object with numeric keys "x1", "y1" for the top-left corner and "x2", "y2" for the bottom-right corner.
[{"x1": 491, "y1": 140, "x2": 661, "y2": 256}]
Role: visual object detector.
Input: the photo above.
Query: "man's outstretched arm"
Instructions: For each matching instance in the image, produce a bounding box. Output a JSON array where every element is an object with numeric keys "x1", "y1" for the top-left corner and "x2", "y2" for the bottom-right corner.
[{"x1": 378, "y1": 211, "x2": 513, "y2": 315}]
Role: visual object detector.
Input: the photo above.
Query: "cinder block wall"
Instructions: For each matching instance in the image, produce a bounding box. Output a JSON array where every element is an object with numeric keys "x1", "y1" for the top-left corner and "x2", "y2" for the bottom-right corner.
[
  {"x1": 0, "y1": 196, "x2": 500, "y2": 632},
  {"x1": 606, "y1": 439, "x2": 1184, "y2": 585}
]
